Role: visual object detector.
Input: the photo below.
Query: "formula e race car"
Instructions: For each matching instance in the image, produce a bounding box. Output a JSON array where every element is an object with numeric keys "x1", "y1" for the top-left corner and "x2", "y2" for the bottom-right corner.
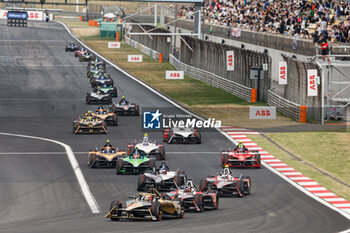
[
  {"x1": 106, "y1": 188, "x2": 184, "y2": 221},
  {"x1": 79, "y1": 52, "x2": 95, "y2": 62},
  {"x1": 86, "y1": 90, "x2": 112, "y2": 105},
  {"x1": 199, "y1": 167, "x2": 251, "y2": 197},
  {"x1": 88, "y1": 144, "x2": 126, "y2": 168},
  {"x1": 110, "y1": 99, "x2": 139, "y2": 116},
  {"x1": 74, "y1": 48, "x2": 87, "y2": 57},
  {"x1": 92, "y1": 105, "x2": 118, "y2": 126},
  {"x1": 127, "y1": 135, "x2": 165, "y2": 160},
  {"x1": 65, "y1": 42, "x2": 79, "y2": 51},
  {"x1": 163, "y1": 127, "x2": 201, "y2": 144},
  {"x1": 221, "y1": 146, "x2": 261, "y2": 168},
  {"x1": 96, "y1": 84, "x2": 118, "y2": 97},
  {"x1": 72, "y1": 115, "x2": 107, "y2": 134},
  {"x1": 164, "y1": 179, "x2": 219, "y2": 212},
  {"x1": 137, "y1": 163, "x2": 187, "y2": 191},
  {"x1": 88, "y1": 58, "x2": 106, "y2": 70},
  {"x1": 115, "y1": 149, "x2": 156, "y2": 174},
  {"x1": 90, "y1": 74, "x2": 114, "y2": 88}
]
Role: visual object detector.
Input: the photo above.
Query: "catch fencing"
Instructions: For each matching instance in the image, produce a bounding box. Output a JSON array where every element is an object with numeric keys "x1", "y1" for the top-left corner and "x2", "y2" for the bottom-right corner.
[
  {"x1": 170, "y1": 54, "x2": 252, "y2": 102},
  {"x1": 267, "y1": 90, "x2": 301, "y2": 121},
  {"x1": 125, "y1": 36, "x2": 163, "y2": 63}
]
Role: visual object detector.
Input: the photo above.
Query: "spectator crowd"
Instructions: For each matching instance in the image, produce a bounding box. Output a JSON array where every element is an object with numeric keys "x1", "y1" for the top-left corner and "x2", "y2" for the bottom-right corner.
[{"x1": 178, "y1": 0, "x2": 350, "y2": 44}]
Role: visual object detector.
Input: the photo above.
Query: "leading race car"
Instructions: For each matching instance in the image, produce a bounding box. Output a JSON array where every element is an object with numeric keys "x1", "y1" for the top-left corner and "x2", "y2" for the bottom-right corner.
[
  {"x1": 198, "y1": 166, "x2": 251, "y2": 197},
  {"x1": 128, "y1": 134, "x2": 165, "y2": 160},
  {"x1": 91, "y1": 105, "x2": 118, "y2": 126},
  {"x1": 65, "y1": 42, "x2": 79, "y2": 51},
  {"x1": 79, "y1": 52, "x2": 95, "y2": 62},
  {"x1": 164, "y1": 179, "x2": 219, "y2": 212},
  {"x1": 137, "y1": 161, "x2": 187, "y2": 191},
  {"x1": 72, "y1": 112, "x2": 107, "y2": 134},
  {"x1": 221, "y1": 141, "x2": 261, "y2": 168},
  {"x1": 75, "y1": 47, "x2": 87, "y2": 57},
  {"x1": 106, "y1": 188, "x2": 184, "y2": 221},
  {"x1": 163, "y1": 127, "x2": 201, "y2": 144},
  {"x1": 86, "y1": 89, "x2": 112, "y2": 105},
  {"x1": 110, "y1": 97, "x2": 139, "y2": 116},
  {"x1": 88, "y1": 140, "x2": 126, "y2": 168},
  {"x1": 115, "y1": 147, "x2": 156, "y2": 174}
]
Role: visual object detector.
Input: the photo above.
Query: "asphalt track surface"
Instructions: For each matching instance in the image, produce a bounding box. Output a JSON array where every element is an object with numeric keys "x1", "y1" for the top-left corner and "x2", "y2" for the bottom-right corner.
[{"x1": 0, "y1": 20, "x2": 349, "y2": 233}]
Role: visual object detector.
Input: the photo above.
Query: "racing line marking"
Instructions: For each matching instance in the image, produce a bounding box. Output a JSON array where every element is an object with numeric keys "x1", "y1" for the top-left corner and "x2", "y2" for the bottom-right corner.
[
  {"x1": 0, "y1": 132, "x2": 101, "y2": 214},
  {"x1": 57, "y1": 21, "x2": 350, "y2": 220}
]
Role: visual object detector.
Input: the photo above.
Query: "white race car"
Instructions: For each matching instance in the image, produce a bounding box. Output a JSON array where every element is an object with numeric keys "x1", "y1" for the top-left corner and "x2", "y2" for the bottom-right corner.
[
  {"x1": 163, "y1": 127, "x2": 201, "y2": 144},
  {"x1": 127, "y1": 135, "x2": 165, "y2": 160},
  {"x1": 86, "y1": 90, "x2": 112, "y2": 105}
]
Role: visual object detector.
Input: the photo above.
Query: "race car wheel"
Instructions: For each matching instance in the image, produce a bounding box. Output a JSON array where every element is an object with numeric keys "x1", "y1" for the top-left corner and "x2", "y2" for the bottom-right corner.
[
  {"x1": 107, "y1": 95, "x2": 112, "y2": 104},
  {"x1": 237, "y1": 180, "x2": 245, "y2": 197},
  {"x1": 174, "y1": 174, "x2": 186, "y2": 187},
  {"x1": 109, "y1": 200, "x2": 122, "y2": 221},
  {"x1": 86, "y1": 95, "x2": 90, "y2": 105},
  {"x1": 137, "y1": 174, "x2": 146, "y2": 191},
  {"x1": 151, "y1": 202, "x2": 162, "y2": 221},
  {"x1": 113, "y1": 87, "x2": 118, "y2": 97},
  {"x1": 222, "y1": 153, "x2": 229, "y2": 167},
  {"x1": 255, "y1": 154, "x2": 261, "y2": 168},
  {"x1": 194, "y1": 194, "x2": 204, "y2": 212},
  {"x1": 199, "y1": 178, "x2": 208, "y2": 192},
  {"x1": 135, "y1": 105, "x2": 140, "y2": 116},
  {"x1": 174, "y1": 198, "x2": 185, "y2": 218},
  {"x1": 88, "y1": 154, "x2": 95, "y2": 168},
  {"x1": 149, "y1": 158, "x2": 156, "y2": 170},
  {"x1": 157, "y1": 145, "x2": 166, "y2": 160},
  {"x1": 242, "y1": 176, "x2": 251, "y2": 195},
  {"x1": 115, "y1": 158, "x2": 123, "y2": 174},
  {"x1": 196, "y1": 131, "x2": 202, "y2": 144},
  {"x1": 208, "y1": 190, "x2": 219, "y2": 209}
]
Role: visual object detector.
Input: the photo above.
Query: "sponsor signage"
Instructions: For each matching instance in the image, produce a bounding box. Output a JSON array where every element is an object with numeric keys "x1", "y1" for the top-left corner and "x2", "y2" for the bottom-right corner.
[
  {"x1": 166, "y1": 71, "x2": 184, "y2": 80},
  {"x1": 7, "y1": 12, "x2": 28, "y2": 19},
  {"x1": 27, "y1": 11, "x2": 44, "y2": 20},
  {"x1": 0, "y1": 10, "x2": 7, "y2": 19},
  {"x1": 307, "y1": 69, "x2": 318, "y2": 96},
  {"x1": 108, "y1": 42, "x2": 120, "y2": 48},
  {"x1": 128, "y1": 55, "x2": 143, "y2": 62},
  {"x1": 279, "y1": 61, "x2": 287, "y2": 85},
  {"x1": 249, "y1": 107, "x2": 276, "y2": 120},
  {"x1": 226, "y1": 51, "x2": 234, "y2": 71}
]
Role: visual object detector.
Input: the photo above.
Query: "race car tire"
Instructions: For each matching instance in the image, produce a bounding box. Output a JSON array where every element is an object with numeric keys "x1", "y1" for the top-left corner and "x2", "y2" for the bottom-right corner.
[
  {"x1": 151, "y1": 202, "x2": 162, "y2": 221},
  {"x1": 157, "y1": 145, "x2": 166, "y2": 160},
  {"x1": 107, "y1": 95, "x2": 112, "y2": 104},
  {"x1": 113, "y1": 87, "x2": 118, "y2": 97},
  {"x1": 255, "y1": 154, "x2": 261, "y2": 168},
  {"x1": 242, "y1": 176, "x2": 251, "y2": 195},
  {"x1": 222, "y1": 153, "x2": 229, "y2": 167},
  {"x1": 88, "y1": 154, "x2": 95, "y2": 168},
  {"x1": 115, "y1": 158, "x2": 123, "y2": 174},
  {"x1": 196, "y1": 131, "x2": 202, "y2": 144},
  {"x1": 149, "y1": 158, "x2": 156, "y2": 171},
  {"x1": 109, "y1": 200, "x2": 122, "y2": 221},
  {"x1": 208, "y1": 190, "x2": 219, "y2": 209},
  {"x1": 199, "y1": 178, "x2": 208, "y2": 192},
  {"x1": 134, "y1": 105, "x2": 140, "y2": 116},
  {"x1": 86, "y1": 94, "x2": 91, "y2": 104},
  {"x1": 174, "y1": 198, "x2": 185, "y2": 218},
  {"x1": 65, "y1": 48, "x2": 68, "y2": 51},
  {"x1": 112, "y1": 115, "x2": 118, "y2": 126},
  {"x1": 194, "y1": 194, "x2": 204, "y2": 212},
  {"x1": 127, "y1": 144, "x2": 135, "y2": 156},
  {"x1": 174, "y1": 174, "x2": 186, "y2": 187},
  {"x1": 237, "y1": 180, "x2": 245, "y2": 197},
  {"x1": 137, "y1": 174, "x2": 146, "y2": 191}
]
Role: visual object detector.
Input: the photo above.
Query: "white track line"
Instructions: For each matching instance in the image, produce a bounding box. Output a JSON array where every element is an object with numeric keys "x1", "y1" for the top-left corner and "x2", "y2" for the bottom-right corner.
[
  {"x1": 0, "y1": 132, "x2": 100, "y2": 214},
  {"x1": 0, "y1": 151, "x2": 220, "y2": 155},
  {"x1": 57, "y1": 21, "x2": 350, "y2": 221}
]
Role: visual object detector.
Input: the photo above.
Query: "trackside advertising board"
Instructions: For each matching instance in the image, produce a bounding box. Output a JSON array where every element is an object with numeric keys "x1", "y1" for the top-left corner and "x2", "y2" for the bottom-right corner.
[
  {"x1": 128, "y1": 55, "x2": 143, "y2": 62},
  {"x1": 166, "y1": 71, "x2": 184, "y2": 80},
  {"x1": 279, "y1": 61, "x2": 287, "y2": 85},
  {"x1": 226, "y1": 51, "x2": 234, "y2": 71},
  {"x1": 307, "y1": 69, "x2": 318, "y2": 96},
  {"x1": 108, "y1": 42, "x2": 120, "y2": 48},
  {"x1": 0, "y1": 10, "x2": 44, "y2": 20},
  {"x1": 249, "y1": 107, "x2": 276, "y2": 120},
  {"x1": 7, "y1": 12, "x2": 28, "y2": 19}
]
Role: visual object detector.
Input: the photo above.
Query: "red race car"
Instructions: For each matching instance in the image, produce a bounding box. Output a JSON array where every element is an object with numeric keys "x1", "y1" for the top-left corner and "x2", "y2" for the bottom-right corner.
[
  {"x1": 199, "y1": 167, "x2": 251, "y2": 197},
  {"x1": 164, "y1": 179, "x2": 218, "y2": 212},
  {"x1": 221, "y1": 143, "x2": 261, "y2": 168},
  {"x1": 74, "y1": 48, "x2": 88, "y2": 57}
]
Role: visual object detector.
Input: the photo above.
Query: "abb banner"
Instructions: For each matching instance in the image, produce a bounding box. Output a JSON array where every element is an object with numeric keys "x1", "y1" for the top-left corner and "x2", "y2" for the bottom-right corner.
[
  {"x1": 279, "y1": 61, "x2": 287, "y2": 85},
  {"x1": 0, "y1": 10, "x2": 44, "y2": 20},
  {"x1": 128, "y1": 55, "x2": 143, "y2": 62},
  {"x1": 249, "y1": 107, "x2": 276, "y2": 120},
  {"x1": 108, "y1": 42, "x2": 120, "y2": 48},
  {"x1": 307, "y1": 69, "x2": 318, "y2": 96},
  {"x1": 166, "y1": 71, "x2": 184, "y2": 80},
  {"x1": 226, "y1": 51, "x2": 234, "y2": 71}
]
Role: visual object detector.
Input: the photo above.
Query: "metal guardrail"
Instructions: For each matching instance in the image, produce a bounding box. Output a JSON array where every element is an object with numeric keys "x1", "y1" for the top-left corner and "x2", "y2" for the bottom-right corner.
[
  {"x1": 267, "y1": 90, "x2": 300, "y2": 120},
  {"x1": 169, "y1": 54, "x2": 252, "y2": 102},
  {"x1": 124, "y1": 36, "x2": 162, "y2": 62}
]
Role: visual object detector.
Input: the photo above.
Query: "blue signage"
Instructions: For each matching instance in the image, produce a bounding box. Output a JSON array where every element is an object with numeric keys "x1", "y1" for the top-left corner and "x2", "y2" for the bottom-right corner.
[{"x1": 7, "y1": 12, "x2": 28, "y2": 20}]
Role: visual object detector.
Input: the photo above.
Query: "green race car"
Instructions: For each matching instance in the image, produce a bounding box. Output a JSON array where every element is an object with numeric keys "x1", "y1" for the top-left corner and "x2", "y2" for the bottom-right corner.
[
  {"x1": 97, "y1": 84, "x2": 118, "y2": 97},
  {"x1": 115, "y1": 149, "x2": 156, "y2": 175}
]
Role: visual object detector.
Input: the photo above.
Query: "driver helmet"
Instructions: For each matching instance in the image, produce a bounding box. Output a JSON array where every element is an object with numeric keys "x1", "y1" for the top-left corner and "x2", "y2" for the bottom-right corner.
[
  {"x1": 184, "y1": 186, "x2": 191, "y2": 193},
  {"x1": 133, "y1": 146, "x2": 140, "y2": 159},
  {"x1": 143, "y1": 133, "x2": 149, "y2": 145},
  {"x1": 103, "y1": 84, "x2": 107, "y2": 88},
  {"x1": 144, "y1": 194, "x2": 153, "y2": 202},
  {"x1": 85, "y1": 110, "x2": 92, "y2": 116}
]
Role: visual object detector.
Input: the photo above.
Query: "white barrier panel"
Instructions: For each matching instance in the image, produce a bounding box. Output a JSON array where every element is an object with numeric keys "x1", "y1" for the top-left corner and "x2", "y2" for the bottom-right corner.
[
  {"x1": 279, "y1": 61, "x2": 287, "y2": 85},
  {"x1": 226, "y1": 51, "x2": 234, "y2": 71},
  {"x1": 108, "y1": 42, "x2": 120, "y2": 48},
  {"x1": 0, "y1": 10, "x2": 44, "y2": 21},
  {"x1": 249, "y1": 106, "x2": 276, "y2": 120},
  {"x1": 166, "y1": 71, "x2": 184, "y2": 80},
  {"x1": 128, "y1": 55, "x2": 143, "y2": 62},
  {"x1": 0, "y1": 10, "x2": 7, "y2": 19},
  {"x1": 307, "y1": 69, "x2": 318, "y2": 96}
]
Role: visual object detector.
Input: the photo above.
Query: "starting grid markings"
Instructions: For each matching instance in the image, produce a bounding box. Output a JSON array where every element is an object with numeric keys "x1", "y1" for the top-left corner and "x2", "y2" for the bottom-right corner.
[{"x1": 221, "y1": 126, "x2": 350, "y2": 213}]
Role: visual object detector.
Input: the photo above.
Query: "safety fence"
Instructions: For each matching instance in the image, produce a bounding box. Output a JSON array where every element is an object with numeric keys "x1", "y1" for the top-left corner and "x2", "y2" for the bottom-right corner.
[
  {"x1": 124, "y1": 36, "x2": 163, "y2": 63},
  {"x1": 169, "y1": 54, "x2": 252, "y2": 102}
]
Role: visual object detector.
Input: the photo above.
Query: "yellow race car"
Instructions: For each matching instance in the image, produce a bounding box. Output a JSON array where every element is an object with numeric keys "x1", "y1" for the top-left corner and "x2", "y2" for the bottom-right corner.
[
  {"x1": 88, "y1": 143, "x2": 126, "y2": 168},
  {"x1": 72, "y1": 114, "x2": 107, "y2": 134}
]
